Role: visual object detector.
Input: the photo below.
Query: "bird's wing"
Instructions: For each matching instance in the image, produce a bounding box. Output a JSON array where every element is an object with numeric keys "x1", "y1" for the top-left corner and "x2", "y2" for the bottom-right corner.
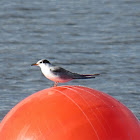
[
  {"x1": 50, "y1": 66, "x2": 100, "y2": 79},
  {"x1": 50, "y1": 66, "x2": 67, "y2": 73},
  {"x1": 50, "y1": 66, "x2": 74, "y2": 79}
]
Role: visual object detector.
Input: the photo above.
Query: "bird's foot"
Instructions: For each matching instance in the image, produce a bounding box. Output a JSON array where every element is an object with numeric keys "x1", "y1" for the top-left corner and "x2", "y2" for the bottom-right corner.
[{"x1": 54, "y1": 82, "x2": 59, "y2": 87}]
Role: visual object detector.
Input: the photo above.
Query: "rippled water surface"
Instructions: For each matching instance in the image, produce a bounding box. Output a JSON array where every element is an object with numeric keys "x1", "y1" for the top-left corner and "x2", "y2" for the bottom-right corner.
[{"x1": 0, "y1": 0, "x2": 140, "y2": 121}]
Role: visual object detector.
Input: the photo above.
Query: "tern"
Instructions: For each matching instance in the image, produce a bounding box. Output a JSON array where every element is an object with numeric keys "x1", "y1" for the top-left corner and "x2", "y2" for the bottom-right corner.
[{"x1": 31, "y1": 59, "x2": 100, "y2": 87}]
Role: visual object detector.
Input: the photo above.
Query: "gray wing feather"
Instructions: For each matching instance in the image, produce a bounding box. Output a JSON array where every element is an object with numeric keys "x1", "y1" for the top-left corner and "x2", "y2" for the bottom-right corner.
[
  {"x1": 50, "y1": 66, "x2": 100, "y2": 79},
  {"x1": 50, "y1": 66, "x2": 75, "y2": 79}
]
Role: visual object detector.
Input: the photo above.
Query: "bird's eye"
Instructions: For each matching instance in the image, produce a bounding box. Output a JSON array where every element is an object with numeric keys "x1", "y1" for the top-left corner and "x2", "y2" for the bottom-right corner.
[{"x1": 40, "y1": 62, "x2": 42, "y2": 63}]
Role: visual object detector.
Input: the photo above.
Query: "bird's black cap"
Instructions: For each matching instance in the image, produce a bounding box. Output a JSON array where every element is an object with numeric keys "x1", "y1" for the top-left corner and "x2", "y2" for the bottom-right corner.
[{"x1": 43, "y1": 59, "x2": 50, "y2": 64}]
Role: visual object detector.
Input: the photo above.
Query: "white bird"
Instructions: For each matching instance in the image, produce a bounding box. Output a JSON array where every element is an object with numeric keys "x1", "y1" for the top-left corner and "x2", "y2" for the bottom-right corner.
[{"x1": 31, "y1": 59, "x2": 100, "y2": 87}]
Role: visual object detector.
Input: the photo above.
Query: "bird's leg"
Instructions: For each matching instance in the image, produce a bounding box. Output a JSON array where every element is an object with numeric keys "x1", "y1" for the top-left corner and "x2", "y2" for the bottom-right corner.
[{"x1": 54, "y1": 82, "x2": 58, "y2": 87}]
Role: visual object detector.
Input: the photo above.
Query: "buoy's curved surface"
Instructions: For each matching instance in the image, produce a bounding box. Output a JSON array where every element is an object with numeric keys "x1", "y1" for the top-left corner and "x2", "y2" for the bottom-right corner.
[{"x1": 0, "y1": 86, "x2": 140, "y2": 140}]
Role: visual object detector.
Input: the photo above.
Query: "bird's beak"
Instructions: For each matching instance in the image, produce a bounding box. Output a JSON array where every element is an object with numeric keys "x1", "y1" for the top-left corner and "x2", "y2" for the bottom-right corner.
[{"x1": 31, "y1": 63, "x2": 38, "y2": 66}]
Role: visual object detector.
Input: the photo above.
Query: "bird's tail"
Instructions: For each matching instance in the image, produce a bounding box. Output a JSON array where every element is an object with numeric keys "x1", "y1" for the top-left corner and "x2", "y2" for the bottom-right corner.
[{"x1": 72, "y1": 73, "x2": 100, "y2": 79}]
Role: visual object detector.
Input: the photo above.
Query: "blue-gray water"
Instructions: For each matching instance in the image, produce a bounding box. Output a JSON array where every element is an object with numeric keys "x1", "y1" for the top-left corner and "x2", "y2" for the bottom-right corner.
[{"x1": 0, "y1": 0, "x2": 140, "y2": 121}]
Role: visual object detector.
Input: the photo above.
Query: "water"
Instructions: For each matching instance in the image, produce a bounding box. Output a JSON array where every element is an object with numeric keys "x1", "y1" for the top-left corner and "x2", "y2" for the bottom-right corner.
[{"x1": 0, "y1": 0, "x2": 140, "y2": 121}]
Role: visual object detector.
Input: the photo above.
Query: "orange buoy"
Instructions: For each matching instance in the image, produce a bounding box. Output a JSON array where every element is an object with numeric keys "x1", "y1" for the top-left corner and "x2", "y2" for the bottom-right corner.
[{"x1": 0, "y1": 86, "x2": 140, "y2": 140}]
